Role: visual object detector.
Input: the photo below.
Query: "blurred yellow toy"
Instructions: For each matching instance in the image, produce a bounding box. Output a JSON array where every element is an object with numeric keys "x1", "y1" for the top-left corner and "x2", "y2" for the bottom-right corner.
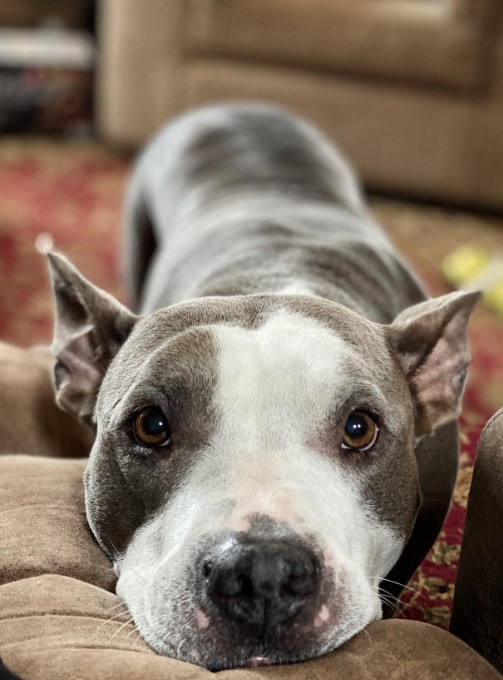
[{"x1": 442, "y1": 245, "x2": 503, "y2": 316}]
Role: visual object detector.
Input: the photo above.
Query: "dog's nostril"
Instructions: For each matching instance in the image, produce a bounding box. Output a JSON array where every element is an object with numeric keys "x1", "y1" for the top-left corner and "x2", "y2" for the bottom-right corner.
[
  {"x1": 238, "y1": 575, "x2": 253, "y2": 598},
  {"x1": 283, "y1": 574, "x2": 311, "y2": 596},
  {"x1": 283, "y1": 557, "x2": 317, "y2": 596},
  {"x1": 215, "y1": 572, "x2": 248, "y2": 598}
]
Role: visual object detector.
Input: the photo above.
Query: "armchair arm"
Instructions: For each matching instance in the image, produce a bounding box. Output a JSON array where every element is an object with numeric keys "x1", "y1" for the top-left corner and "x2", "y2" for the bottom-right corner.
[{"x1": 450, "y1": 407, "x2": 503, "y2": 674}]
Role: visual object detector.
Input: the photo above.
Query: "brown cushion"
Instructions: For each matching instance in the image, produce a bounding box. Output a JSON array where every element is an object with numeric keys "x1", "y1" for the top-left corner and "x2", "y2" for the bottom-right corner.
[
  {"x1": 0, "y1": 342, "x2": 93, "y2": 458},
  {"x1": 0, "y1": 455, "x2": 499, "y2": 679},
  {"x1": 0, "y1": 456, "x2": 113, "y2": 590}
]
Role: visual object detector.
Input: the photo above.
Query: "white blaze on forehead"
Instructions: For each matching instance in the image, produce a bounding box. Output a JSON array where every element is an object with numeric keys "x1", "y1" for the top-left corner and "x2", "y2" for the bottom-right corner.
[
  {"x1": 213, "y1": 308, "x2": 355, "y2": 446},
  {"x1": 211, "y1": 309, "x2": 360, "y2": 541}
]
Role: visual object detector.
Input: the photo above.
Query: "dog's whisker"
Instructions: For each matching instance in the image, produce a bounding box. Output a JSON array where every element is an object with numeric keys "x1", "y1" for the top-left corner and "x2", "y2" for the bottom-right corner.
[
  {"x1": 377, "y1": 583, "x2": 424, "y2": 618},
  {"x1": 131, "y1": 629, "x2": 143, "y2": 652},
  {"x1": 96, "y1": 609, "x2": 132, "y2": 636},
  {"x1": 102, "y1": 599, "x2": 128, "y2": 615},
  {"x1": 394, "y1": 600, "x2": 420, "y2": 615},
  {"x1": 393, "y1": 600, "x2": 424, "y2": 620},
  {"x1": 369, "y1": 576, "x2": 423, "y2": 599},
  {"x1": 377, "y1": 584, "x2": 417, "y2": 614},
  {"x1": 176, "y1": 637, "x2": 188, "y2": 659},
  {"x1": 125, "y1": 625, "x2": 139, "y2": 639},
  {"x1": 380, "y1": 596, "x2": 412, "y2": 615},
  {"x1": 377, "y1": 590, "x2": 400, "y2": 614},
  {"x1": 359, "y1": 627, "x2": 373, "y2": 645},
  {"x1": 385, "y1": 584, "x2": 423, "y2": 598},
  {"x1": 106, "y1": 617, "x2": 136, "y2": 647},
  {"x1": 377, "y1": 588, "x2": 395, "y2": 604},
  {"x1": 106, "y1": 537, "x2": 150, "y2": 586},
  {"x1": 103, "y1": 610, "x2": 129, "y2": 625},
  {"x1": 107, "y1": 539, "x2": 122, "y2": 559},
  {"x1": 131, "y1": 630, "x2": 144, "y2": 653}
]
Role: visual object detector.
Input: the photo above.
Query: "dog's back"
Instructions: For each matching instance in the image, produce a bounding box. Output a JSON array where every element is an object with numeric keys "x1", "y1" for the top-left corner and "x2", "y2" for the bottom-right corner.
[{"x1": 125, "y1": 104, "x2": 425, "y2": 319}]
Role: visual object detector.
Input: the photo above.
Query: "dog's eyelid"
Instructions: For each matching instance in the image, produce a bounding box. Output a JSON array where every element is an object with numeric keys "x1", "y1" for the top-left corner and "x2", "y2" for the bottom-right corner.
[
  {"x1": 107, "y1": 390, "x2": 173, "y2": 431},
  {"x1": 103, "y1": 408, "x2": 169, "y2": 441},
  {"x1": 329, "y1": 379, "x2": 387, "y2": 416},
  {"x1": 331, "y1": 400, "x2": 384, "y2": 427}
]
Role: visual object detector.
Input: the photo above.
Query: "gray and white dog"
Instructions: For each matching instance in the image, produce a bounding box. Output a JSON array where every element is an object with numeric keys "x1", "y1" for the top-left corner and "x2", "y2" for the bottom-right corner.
[{"x1": 48, "y1": 104, "x2": 479, "y2": 670}]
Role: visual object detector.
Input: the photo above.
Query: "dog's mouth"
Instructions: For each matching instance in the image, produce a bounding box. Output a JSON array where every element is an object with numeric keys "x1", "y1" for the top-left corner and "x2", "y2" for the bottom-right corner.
[
  {"x1": 117, "y1": 523, "x2": 385, "y2": 670},
  {"x1": 123, "y1": 570, "x2": 379, "y2": 671}
]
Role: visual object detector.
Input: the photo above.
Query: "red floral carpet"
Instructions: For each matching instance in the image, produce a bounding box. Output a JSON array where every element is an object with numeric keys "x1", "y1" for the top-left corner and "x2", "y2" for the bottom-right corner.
[{"x1": 1, "y1": 139, "x2": 503, "y2": 629}]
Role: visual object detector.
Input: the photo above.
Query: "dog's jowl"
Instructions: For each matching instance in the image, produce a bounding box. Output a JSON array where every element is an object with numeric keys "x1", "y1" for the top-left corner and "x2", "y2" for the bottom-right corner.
[{"x1": 48, "y1": 104, "x2": 479, "y2": 670}]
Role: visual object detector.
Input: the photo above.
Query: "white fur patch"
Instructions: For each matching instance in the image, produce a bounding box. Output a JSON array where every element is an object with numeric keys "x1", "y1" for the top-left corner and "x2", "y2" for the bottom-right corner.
[{"x1": 210, "y1": 309, "x2": 400, "y2": 572}]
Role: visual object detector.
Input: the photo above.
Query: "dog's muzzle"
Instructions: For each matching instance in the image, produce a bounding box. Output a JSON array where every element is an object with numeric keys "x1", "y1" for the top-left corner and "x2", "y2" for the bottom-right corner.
[{"x1": 199, "y1": 535, "x2": 320, "y2": 633}]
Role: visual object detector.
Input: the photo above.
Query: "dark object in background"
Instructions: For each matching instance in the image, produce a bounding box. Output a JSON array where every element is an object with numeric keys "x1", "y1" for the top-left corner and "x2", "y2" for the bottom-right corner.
[
  {"x1": 0, "y1": 659, "x2": 21, "y2": 680},
  {"x1": 0, "y1": 27, "x2": 94, "y2": 136},
  {"x1": 450, "y1": 408, "x2": 503, "y2": 674},
  {"x1": 0, "y1": 0, "x2": 93, "y2": 29},
  {"x1": 0, "y1": 0, "x2": 95, "y2": 136}
]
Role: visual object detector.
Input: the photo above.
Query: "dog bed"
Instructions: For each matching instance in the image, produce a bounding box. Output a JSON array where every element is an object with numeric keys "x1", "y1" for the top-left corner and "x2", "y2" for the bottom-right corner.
[{"x1": 0, "y1": 456, "x2": 499, "y2": 679}]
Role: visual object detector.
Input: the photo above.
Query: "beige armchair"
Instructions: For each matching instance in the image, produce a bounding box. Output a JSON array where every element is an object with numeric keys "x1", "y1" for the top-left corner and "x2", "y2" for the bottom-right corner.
[{"x1": 97, "y1": 0, "x2": 503, "y2": 210}]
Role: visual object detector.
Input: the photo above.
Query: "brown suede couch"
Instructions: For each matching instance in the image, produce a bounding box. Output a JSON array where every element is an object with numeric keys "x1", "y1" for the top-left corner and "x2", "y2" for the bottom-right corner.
[
  {"x1": 0, "y1": 342, "x2": 502, "y2": 678},
  {"x1": 97, "y1": 0, "x2": 503, "y2": 210}
]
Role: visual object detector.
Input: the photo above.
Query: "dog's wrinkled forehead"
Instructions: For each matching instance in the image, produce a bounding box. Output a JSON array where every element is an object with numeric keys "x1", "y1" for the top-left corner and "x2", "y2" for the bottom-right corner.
[{"x1": 97, "y1": 295, "x2": 407, "y2": 428}]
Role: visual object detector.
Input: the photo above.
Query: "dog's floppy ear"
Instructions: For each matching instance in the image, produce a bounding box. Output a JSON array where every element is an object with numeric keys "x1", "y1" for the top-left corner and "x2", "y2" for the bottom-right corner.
[
  {"x1": 47, "y1": 252, "x2": 138, "y2": 421},
  {"x1": 388, "y1": 291, "x2": 480, "y2": 435}
]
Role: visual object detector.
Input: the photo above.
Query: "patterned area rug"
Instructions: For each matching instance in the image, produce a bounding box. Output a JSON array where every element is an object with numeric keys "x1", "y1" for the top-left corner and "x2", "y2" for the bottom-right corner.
[{"x1": 1, "y1": 138, "x2": 503, "y2": 629}]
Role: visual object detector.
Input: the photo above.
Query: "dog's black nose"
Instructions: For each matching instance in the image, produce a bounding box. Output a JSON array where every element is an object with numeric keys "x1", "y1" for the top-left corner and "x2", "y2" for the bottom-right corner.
[{"x1": 203, "y1": 539, "x2": 319, "y2": 630}]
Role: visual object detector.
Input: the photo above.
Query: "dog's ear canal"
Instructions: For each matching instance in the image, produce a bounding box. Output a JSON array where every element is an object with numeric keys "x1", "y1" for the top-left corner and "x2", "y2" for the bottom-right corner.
[
  {"x1": 388, "y1": 290, "x2": 481, "y2": 436},
  {"x1": 47, "y1": 252, "x2": 139, "y2": 422}
]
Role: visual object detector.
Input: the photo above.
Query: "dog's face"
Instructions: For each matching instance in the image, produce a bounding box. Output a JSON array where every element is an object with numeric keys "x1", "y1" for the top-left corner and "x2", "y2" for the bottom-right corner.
[{"x1": 48, "y1": 254, "x2": 478, "y2": 670}]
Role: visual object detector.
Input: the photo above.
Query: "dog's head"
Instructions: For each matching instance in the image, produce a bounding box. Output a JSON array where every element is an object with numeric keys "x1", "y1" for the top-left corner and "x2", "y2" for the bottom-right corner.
[{"x1": 48, "y1": 253, "x2": 478, "y2": 670}]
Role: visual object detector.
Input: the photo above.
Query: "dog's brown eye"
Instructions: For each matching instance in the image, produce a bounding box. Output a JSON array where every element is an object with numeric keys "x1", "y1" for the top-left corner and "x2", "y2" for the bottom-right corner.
[
  {"x1": 133, "y1": 407, "x2": 171, "y2": 447},
  {"x1": 341, "y1": 411, "x2": 378, "y2": 452}
]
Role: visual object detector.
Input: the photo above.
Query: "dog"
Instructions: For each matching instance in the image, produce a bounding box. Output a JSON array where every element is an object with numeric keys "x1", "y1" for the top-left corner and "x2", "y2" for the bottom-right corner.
[{"x1": 47, "y1": 104, "x2": 479, "y2": 670}]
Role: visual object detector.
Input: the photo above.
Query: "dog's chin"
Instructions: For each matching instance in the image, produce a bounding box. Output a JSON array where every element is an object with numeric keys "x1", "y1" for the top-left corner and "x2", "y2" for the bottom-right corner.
[
  {"x1": 146, "y1": 638, "x2": 323, "y2": 671},
  {"x1": 140, "y1": 616, "x2": 375, "y2": 671}
]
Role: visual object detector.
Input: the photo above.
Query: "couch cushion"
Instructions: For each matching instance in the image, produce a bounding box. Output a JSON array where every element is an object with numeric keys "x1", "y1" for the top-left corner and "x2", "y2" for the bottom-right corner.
[
  {"x1": 0, "y1": 575, "x2": 500, "y2": 680},
  {"x1": 0, "y1": 456, "x2": 114, "y2": 590},
  {"x1": 0, "y1": 342, "x2": 93, "y2": 457},
  {"x1": 0, "y1": 455, "x2": 499, "y2": 679},
  {"x1": 184, "y1": 0, "x2": 498, "y2": 91}
]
